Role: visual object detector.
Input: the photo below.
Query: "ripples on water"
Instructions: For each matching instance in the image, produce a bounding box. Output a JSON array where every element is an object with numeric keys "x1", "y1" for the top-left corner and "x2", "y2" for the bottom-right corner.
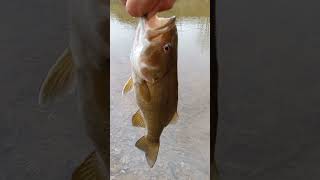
[{"x1": 110, "y1": 0, "x2": 210, "y2": 179}]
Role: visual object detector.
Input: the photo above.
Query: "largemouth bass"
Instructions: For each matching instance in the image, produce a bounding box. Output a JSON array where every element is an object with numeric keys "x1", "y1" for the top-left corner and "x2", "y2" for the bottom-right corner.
[
  {"x1": 38, "y1": 0, "x2": 108, "y2": 179},
  {"x1": 123, "y1": 15, "x2": 178, "y2": 168}
]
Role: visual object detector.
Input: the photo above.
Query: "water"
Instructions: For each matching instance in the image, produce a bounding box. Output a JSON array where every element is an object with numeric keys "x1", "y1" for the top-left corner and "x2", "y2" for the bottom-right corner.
[{"x1": 110, "y1": 0, "x2": 210, "y2": 179}]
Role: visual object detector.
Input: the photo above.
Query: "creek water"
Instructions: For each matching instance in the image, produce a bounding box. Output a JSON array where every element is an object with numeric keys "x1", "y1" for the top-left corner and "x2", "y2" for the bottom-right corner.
[{"x1": 110, "y1": 0, "x2": 211, "y2": 179}]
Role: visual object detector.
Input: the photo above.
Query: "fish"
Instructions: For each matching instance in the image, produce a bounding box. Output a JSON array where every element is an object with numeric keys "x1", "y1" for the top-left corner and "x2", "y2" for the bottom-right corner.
[
  {"x1": 122, "y1": 15, "x2": 178, "y2": 168},
  {"x1": 38, "y1": 0, "x2": 109, "y2": 179}
]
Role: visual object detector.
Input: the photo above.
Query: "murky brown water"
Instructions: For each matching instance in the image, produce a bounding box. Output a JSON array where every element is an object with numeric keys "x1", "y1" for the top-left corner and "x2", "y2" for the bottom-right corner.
[{"x1": 110, "y1": 0, "x2": 210, "y2": 179}]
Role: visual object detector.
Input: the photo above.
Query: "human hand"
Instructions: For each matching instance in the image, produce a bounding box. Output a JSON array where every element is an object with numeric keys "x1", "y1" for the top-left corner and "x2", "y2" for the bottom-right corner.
[
  {"x1": 120, "y1": 0, "x2": 176, "y2": 19},
  {"x1": 146, "y1": 0, "x2": 176, "y2": 19}
]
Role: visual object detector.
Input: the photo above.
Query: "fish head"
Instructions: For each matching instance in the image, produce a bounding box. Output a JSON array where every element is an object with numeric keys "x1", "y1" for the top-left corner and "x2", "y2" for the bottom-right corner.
[{"x1": 135, "y1": 16, "x2": 177, "y2": 83}]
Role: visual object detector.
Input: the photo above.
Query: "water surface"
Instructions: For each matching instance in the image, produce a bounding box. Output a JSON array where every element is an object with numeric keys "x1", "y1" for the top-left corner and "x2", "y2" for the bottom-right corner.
[{"x1": 110, "y1": 0, "x2": 210, "y2": 179}]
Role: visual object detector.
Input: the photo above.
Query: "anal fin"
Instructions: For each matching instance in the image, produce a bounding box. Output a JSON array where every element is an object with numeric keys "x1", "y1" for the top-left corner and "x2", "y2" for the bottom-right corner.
[{"x1": 132, "y1": 110, "x2": 145, "y2": 128}]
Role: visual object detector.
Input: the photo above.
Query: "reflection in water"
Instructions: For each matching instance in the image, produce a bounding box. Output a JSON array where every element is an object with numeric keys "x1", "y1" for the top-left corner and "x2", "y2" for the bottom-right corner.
[{"x1": 111, "y1": 0, "x2": 210, "y2": 179}]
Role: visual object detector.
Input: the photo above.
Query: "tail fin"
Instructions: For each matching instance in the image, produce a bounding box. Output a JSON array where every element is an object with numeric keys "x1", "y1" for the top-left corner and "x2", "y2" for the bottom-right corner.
[
  {"x1": 135, "y1": 136, "x2": 160, "y2": 168},
  {"x1": 72, "y1": 152, "x2": 105, "y2": 180},
  {"x1": 38, "y1": 48, "x2": 75, "y2": 105}
]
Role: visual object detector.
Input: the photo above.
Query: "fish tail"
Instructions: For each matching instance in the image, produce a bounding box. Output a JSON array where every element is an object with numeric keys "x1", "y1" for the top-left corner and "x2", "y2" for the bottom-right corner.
[
  {"x1": 135, "y1": 136, "x2": 160, "y2": 168},
  {"x1": 38, "y1": 48, "x2": 75, "y2": 105},
  {"x1": 72, "y1": 151, "x2": 106, "y2": 180}
]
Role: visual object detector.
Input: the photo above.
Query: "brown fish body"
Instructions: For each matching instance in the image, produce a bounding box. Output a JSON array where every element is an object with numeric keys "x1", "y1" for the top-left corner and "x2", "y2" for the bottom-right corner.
[
  {"x1": 123, "y1": 15, "x2": 178, "y2": 168},
  {"x1": 134, "y1": 59, "x2": 178, "y2": 141}
]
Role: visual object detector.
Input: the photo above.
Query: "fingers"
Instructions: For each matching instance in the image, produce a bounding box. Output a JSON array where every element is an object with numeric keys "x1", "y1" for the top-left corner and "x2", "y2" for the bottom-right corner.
[
  {"x1": 146, "y1": 0, "x2": 176, "y2": 19},
  {"x1": 126, "y1": 0, "x2": 159, "y2": 17},
  {"x1": 124, "y1": 0, "x2": 176, "y2": 18},
  {"x1": 157, "y1": 0, "x2": 176, "y2": 12},
  {"x1": 126, "y1": 1, "x2": 143, "y2": 17},
  {"x1": 147, "y1": 3, "x2": 161, "y2": 19}
]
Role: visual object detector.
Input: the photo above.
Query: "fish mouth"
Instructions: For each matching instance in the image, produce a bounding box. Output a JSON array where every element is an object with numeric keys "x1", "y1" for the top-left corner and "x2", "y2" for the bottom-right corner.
[
  {"x1": 144, "y1": 16, "x2": 176, "y2": 40},
  {"x1": 149, "y1": 16, "x2": 176, "y2": 31}
]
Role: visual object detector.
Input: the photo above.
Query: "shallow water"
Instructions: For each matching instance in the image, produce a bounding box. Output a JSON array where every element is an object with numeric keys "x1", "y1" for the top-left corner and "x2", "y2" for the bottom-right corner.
[{"x1": 110, "y1": 0, "x2": 210, "y2": 179}]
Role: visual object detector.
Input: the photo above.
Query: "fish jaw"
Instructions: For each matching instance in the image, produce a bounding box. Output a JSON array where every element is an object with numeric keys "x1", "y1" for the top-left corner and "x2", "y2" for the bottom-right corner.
[{"x1": 131, "y1": 16, "x2": 177, "y2": 84}]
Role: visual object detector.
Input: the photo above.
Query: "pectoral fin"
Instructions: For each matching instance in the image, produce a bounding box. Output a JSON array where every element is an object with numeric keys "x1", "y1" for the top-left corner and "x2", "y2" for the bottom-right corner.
[
  {"x1": 38, "y1": 48, "x2": 75, "y2": 105},
  {"x1": 122, "y1": 76, "x2": 133, "y2": 95},
  {"x1": 132, "y1": 110, "x2": 145, "y2": 128},
  {"x1": 139, "y1": 81, "x2": 151, "y2": 102},
  {"x1": 72, "y1": 151, "x2": 105, "y2": 180},
  {"x1": 135, "y1": 136, "x2": 160, "y2": 168}
]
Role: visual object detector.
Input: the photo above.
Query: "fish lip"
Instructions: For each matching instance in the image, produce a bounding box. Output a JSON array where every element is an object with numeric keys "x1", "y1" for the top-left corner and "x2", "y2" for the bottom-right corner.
[
  {"x1": 142, "y1": 16, "x2": 177, "y2": 31},
  {"x1": 145, "y1": 16, "x2": 176, "y2": 41},
  {"x1": 142, "y1": 16, "x2": 176, "y2": 31},
  {"x1": 152, "y1": 16, "x2": 176, "y2": 31}
]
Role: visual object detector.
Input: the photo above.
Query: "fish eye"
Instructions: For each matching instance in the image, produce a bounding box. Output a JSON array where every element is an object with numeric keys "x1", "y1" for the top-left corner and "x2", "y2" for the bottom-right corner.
[{"x1": 163, "y1": 43, "x2": 172, "y2": 53}]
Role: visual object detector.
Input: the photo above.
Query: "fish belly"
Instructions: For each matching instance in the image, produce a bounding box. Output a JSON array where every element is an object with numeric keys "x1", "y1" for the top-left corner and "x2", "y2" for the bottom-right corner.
[{"x1": 135, "y1": 68, "x2": 178, "y2": 137}]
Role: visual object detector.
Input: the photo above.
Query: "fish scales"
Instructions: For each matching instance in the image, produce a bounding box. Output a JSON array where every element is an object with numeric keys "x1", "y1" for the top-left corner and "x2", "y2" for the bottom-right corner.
[{"x1": 123, "y1": 15, "x2": 179, "y2": 168}]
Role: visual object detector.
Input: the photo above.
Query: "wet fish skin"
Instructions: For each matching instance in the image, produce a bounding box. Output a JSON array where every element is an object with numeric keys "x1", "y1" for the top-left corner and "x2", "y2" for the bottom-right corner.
[
  {"x1": 39, "y1": 0, "x2": 109, "y2": 179},
  {"x1": 124, "y1": 15, "x2": 178, "y2": 168}
]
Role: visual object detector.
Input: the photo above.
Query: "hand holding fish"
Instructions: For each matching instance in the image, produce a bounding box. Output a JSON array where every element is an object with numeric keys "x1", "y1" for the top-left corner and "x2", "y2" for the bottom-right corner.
[
  {"x1": 120, "y1": 0, "x2": 176, "y2": 18},
  {"x1": 122, "y1": 11, "x2": 179, "y2": 167},
  {"x1": 120, "y1": 0, "x2": 179, "y2": 170}
]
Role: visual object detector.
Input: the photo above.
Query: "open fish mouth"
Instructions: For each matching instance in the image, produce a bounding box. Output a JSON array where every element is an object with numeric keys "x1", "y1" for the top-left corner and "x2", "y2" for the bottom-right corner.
[
  {"x1": 149, "y1": 16, "x2": 176, "y2": 30},
  {"x1": 144, "y1": 16, "x2": 176, "y2": 40}
]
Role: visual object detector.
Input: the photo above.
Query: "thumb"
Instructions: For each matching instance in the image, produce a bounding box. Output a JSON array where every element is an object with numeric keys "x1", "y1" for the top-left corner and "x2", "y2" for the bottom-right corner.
[{"x1": 146, "y1": 2, "x2": 161, "y2": 19}]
